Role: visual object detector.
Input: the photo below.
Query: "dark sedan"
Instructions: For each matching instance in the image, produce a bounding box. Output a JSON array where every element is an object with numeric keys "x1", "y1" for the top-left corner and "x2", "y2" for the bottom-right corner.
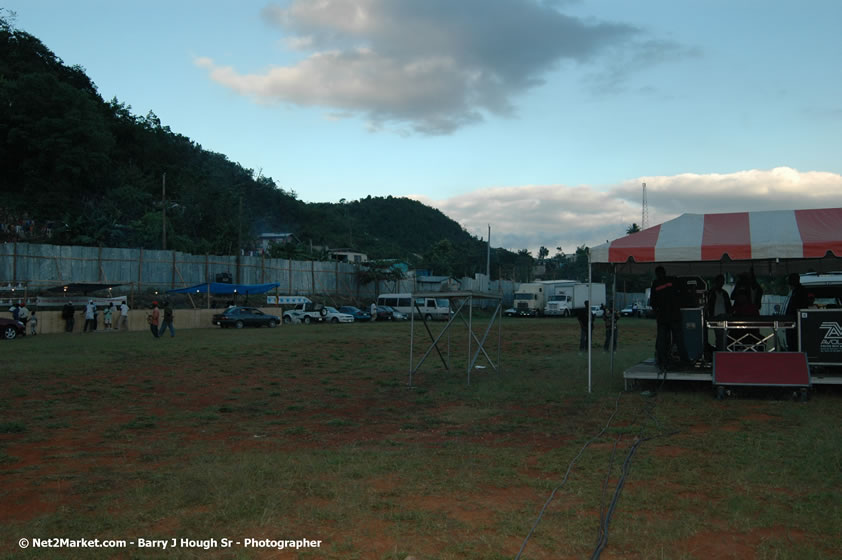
[
  {"x1": 212, "y1": 306, "x2": 280, "y2": 329},
  {"x1": 376, "y1": 305, "x2": 407, "y2": 321},
  {"x1": 1, "y1": 317, "x2": 26, "y2": 340},
  {"x1": 338, "y1": 306, "x2": 371, "y2": 322}
]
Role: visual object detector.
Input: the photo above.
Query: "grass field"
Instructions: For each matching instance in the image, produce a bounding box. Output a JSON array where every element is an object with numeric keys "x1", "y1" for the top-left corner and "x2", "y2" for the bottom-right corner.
[{"x1": 1, "y1": 316, "x2": 840, "y2": 559}]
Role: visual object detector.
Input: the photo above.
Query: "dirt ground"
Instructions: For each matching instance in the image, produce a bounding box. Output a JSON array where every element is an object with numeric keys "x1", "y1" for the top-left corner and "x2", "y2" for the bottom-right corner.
[{"x1": 2, "y1": 323, "x2": 840, "y2": 559}]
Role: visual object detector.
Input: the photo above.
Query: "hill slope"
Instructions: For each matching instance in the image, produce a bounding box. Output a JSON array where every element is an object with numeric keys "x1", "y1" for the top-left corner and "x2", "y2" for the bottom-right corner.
[{"x1": 0, "y1": 14, "x2": 522, "y2": 277}]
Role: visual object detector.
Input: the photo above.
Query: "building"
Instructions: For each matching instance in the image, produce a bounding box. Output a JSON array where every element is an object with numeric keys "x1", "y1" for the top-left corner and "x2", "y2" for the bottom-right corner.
[
  {"x1": 256, "y1": 233, "x2": 295, "y2": 253},
  {"x1": 329, "y1": 248, "x2": 368, "y2": 264}
]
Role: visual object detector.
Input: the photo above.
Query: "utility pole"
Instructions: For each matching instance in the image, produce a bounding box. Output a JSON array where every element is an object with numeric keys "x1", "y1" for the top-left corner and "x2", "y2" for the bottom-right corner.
[
  {"x1": 236, "y1": 195, "x2": 243, "y2": 284},
  {"x1": 162, "y1": 173, "x2": 167, "y2": 250},
  {"x1": 486, "y1": 224, "x2": 491, "y2": 285}
]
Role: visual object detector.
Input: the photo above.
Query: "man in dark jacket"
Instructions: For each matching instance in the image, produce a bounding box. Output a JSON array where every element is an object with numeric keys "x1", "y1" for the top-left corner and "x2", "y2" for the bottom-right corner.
[
  {"x1": 61, "y1": 302, "x2": 75, "y2": 332},
  {"x1": 575, "y1": 300, "x2": 593, "y2": 354},
  {"x1": 650, "y1": 266, "x2": 686, "y2": 371}
]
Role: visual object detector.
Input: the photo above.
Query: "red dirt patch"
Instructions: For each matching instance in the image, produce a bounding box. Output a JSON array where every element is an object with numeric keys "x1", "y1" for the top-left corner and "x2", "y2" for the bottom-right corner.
[{"x1": 678, "y1": 524, "x2": 807, "y2": 559}]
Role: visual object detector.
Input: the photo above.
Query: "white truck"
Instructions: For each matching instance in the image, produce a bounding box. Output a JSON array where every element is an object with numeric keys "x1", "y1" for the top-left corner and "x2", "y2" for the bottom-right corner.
[
  {"x1": 510, "y1": 282, "x2": 551, "y2": 316},
  {"x1": 544, "y1": 282, "x2": 606, "y2": 316}
]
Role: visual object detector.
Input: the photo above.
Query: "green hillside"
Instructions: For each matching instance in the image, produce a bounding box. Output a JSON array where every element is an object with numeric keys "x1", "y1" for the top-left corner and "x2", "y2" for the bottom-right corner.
[{"x1": 0, "y1": 13, "x2": 527, "y2": 278}]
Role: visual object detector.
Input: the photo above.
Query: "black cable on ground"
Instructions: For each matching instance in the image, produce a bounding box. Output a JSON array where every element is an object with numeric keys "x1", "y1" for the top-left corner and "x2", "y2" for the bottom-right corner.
[
  {"x1": 590, "y1": 429, "x2": 680, "y2": 560},
  {"x1": 595, "y1": 434, "x2": 621, "y2": 547},
  {"x1": 514, "y1": 392, "x2": 623, "y2": 560}
]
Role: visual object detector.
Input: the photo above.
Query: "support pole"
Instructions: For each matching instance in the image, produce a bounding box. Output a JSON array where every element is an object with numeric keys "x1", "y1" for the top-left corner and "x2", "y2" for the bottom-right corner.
[
  {"x1": 468, "y1": 296, "x2": 470, "y2": 385},
  {"x1": 409, "y1": 306, "x2": 415, "y2": 387},
  {"x1": 609, "y1": 265, "x2": 617, "y2": 379},
  {"x1": 162, "y1": 173, "x2": 167, "y2": 251},
  {"x1": 137, "y1": 248, "x2": 143, "y2": 295},
  {"x1": 588, "y1": 250, "x2": 593, "y2": 393}
]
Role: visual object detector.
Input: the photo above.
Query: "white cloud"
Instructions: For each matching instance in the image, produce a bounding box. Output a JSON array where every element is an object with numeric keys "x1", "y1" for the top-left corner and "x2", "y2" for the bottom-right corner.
[
  {"x1": 196, "y1": 0, "x2": 685, "y2": 134},
  {"x1": 409, "y1": 167, "x2": 842, "y2": 255}
]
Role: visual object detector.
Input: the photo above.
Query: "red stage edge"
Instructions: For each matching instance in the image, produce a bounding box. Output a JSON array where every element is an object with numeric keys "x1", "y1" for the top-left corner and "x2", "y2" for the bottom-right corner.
[{"x1": 713, "y1": 352, "x2": 811, "y2": 387}]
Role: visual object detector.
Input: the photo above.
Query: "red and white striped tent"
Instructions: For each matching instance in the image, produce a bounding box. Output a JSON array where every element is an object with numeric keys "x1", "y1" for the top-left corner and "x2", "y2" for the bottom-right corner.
[
  {"x1": 584, "y1": 207, "x2": 842, "y2": 392},
  {"x1": 591, "y1": 208, "x2": 842, "y2": 274}
]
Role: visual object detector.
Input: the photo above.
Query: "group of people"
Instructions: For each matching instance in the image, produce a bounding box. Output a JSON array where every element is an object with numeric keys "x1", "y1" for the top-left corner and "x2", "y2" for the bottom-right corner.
[
  {"x1": 575, "y1": 300, "x2": 620, "y2": 354},
  {"x1": 651, "y1": 266, "x2": 813, "y2": 371},
  {"x1": 8, "y1": 298, "x2": 179, "y2": 336},
  {"x1": 146, "y1": 301, "x2": 175, "y2": 338},
  {"x1": 8, "y1": 301, "x2": 37, "y2": 335},
  {"x1": 60, "y1": 300, "x2": 130, "y2": 333}
]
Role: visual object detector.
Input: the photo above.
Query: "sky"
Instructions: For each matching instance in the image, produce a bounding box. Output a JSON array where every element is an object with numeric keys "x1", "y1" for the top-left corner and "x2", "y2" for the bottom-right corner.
[{"x1": 4, "y1": 0, "x2": 842, "y2": 256}]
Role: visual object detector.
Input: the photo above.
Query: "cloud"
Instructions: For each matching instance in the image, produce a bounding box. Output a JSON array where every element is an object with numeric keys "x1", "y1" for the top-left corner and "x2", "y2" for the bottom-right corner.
[
  {"x1": 195, "y1": 0, "x2": 685, "y2": 134},
  {"x1": 409, "y1": 167, "x2": 842, "y2": 255}
]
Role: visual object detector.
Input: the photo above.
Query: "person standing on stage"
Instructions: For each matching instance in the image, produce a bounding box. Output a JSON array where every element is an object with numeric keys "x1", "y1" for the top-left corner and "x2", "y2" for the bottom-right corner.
[
  {"x1": 705, "y1": 274, "x2": 732, "y2": 351},
  {"x1": 650, "y1": 266, "x2": 686, "y2": 371}
]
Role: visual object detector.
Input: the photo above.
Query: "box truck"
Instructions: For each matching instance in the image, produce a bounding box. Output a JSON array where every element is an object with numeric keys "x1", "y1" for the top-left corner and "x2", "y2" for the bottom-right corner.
[{"x1": 544, "y1": 283, "x2": 606, "y2": 316}]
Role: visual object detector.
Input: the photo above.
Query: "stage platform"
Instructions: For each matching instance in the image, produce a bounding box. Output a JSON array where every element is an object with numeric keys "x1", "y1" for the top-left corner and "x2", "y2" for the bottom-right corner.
[
  {"x1": 811, "y1": 372, "x2": 842, "y2": 385},
  {"x1": 624, "y1": 358, "x2": 842, "y2": 390},
  {"x1": 623, "y1": 359, "x2": 712, "y2": 390}
]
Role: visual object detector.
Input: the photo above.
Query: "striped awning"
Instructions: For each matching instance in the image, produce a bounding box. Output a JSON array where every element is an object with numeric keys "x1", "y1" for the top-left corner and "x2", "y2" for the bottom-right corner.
[{"x1": 591, "y1": 208, "x2": 842, "y2": 265}]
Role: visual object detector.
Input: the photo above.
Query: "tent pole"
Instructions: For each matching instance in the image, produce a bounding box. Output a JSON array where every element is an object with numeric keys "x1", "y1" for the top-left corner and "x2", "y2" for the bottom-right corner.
[
  {"x1": 610, "y1": 264, "x2": 617, "y2": 380},
  {"x1": 588, "y1": 250, "x2": 592, "y2": 393}
]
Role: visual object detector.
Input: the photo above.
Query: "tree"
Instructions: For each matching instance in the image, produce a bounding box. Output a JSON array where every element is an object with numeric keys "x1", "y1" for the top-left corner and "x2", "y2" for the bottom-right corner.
[
  {"x1": 515, "y1": 249, "x2": 534, "y2": 282},
  {"x1": 355, "y1": 260, "x2": 406, "y2": 294},
  {"x1": 421, "y1": 239, "x2": 456, "y2": 276},
  {"x1": 626, "y1": 223, "x2": 641, "y2": 234}
]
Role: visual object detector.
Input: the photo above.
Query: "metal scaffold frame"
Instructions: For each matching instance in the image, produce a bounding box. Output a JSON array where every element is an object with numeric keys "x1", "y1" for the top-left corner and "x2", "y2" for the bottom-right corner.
[{"x1": 408, "y1": 291, "x2": 504, "y2": 386}]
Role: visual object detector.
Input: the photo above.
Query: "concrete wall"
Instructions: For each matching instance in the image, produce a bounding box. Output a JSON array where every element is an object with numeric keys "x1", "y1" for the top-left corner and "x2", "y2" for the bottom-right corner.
[
  {"x1": 1, "y1": 242, "x2": 373, "y2": 299},
  {"x1": 24, "y1": 308, "x2": 284, "y2": 335},
  {"x1": 1, "y1": 242, "x2": 516, "y2": 309}
]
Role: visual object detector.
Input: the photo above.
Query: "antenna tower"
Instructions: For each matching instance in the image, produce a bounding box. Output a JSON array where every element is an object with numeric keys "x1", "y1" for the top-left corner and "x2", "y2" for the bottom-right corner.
[{"x1": 641, "y1": 182, "x2": 649, "y2": 229}]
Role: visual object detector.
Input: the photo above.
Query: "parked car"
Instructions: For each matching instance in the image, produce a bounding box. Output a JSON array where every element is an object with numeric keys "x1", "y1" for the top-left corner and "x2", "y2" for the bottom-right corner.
[
  {"x1": 620, "y1": 304, "x2": 639, "y2": 317},
  {"x1": 1, "y1": 317, "x2": 26, "y2": 340},
  {"x1": 212, "y1": 306, "x2": 280, "y2": 329},
  {"x1": 376, "y1": 305, "x2": 407, "y2": 321},
  {"x1": 505, "y1": 307, "x2": 536, "y2": 317},
  {"x1": 283, "y1": 302, "x2": 327, "y2": 324},
  {"x1": 323, "y1": 306, "x2": 354, "y2": 323},
  {"x1": 338, "y1": 306, "x2": 371, "y2": 322},
  {"x1": 591, "y1": 305, "x2": 605, "y2": 318}
]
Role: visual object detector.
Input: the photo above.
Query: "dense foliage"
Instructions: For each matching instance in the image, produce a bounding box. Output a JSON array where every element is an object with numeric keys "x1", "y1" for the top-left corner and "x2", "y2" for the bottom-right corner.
[{"x1": 0, "y1": 13, "x2": 530, "y2": 278}]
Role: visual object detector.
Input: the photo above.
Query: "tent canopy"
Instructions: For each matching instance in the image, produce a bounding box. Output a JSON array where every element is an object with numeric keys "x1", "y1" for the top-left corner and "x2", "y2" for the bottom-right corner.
[
  {"x1": 591, "y1": 208, "x2": 842, "y2": 275},
  {"x1": 167, "y1": 282, "x2": 280, "y2": 295}
]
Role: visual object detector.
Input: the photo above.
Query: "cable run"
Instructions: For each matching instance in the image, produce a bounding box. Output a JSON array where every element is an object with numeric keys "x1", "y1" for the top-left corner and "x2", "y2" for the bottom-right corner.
[{"x1": 514, "y1": 392, "x2": 623, "y2": 560}]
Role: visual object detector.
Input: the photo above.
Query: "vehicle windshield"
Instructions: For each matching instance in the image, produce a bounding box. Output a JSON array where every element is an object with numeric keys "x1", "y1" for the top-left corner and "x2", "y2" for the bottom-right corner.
[
  {"x1": 436, "y1": 299, "x2": 449, "y2": 309},
  {"x1": 514, "y1": 294, "x2": 535, "y2": 300}
]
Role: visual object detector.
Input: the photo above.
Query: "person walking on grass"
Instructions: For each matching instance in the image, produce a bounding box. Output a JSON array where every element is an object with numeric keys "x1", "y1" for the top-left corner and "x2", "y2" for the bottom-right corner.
[
  {"x1": 119, "y1": 300, "x2": 129, "y2": 330},
  {"x1": 575, "y1": 300, "x2": 593, "y2": 355},
  {"x1": 17, "y1": 301, "x2": 30, "y2": 330},
  {"x1": 603, "y1": 304, "x2": 619, "y2": 352},
  {"x1": 84, "y1": 300, "x2": 96, "y2": 333},
  {"x1": 158, "y1": 301, "x2": 175, "y2": 338},
  {"x1": 147, "y1": 302, "x2": 160, "y2": 338},
  {"x1": 62, "y1": 301, "x2": 75, "y2": 332},
  {"x1": 104, "y1": 302, "x2": 114, "y2": 330},
  {"x1": 28, "y1": 310, "x2": 37, "y2": 336}
]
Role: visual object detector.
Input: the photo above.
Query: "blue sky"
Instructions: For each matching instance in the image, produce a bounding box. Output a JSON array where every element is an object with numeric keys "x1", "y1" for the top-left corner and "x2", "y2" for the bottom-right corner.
[{"x1": 5, "y1": 1, "x2": 841, "y2": 255}]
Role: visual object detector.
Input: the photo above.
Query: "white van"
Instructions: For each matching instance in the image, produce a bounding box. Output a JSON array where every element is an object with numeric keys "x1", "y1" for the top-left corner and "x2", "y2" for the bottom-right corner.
[{"x1": 376, "y1": 293, "x2": 451, "y2": 321}]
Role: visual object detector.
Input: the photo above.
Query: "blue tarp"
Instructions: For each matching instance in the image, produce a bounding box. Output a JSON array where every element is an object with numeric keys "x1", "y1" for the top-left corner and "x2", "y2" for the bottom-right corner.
[{"x1": 167, "y1": 282, "x2": 280, "y2": 295}]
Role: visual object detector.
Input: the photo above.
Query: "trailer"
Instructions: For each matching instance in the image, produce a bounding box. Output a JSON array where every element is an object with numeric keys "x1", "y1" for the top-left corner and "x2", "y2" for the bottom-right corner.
[{"x1": 545, "y1": 282, "x2": 606, "y2": 316}]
